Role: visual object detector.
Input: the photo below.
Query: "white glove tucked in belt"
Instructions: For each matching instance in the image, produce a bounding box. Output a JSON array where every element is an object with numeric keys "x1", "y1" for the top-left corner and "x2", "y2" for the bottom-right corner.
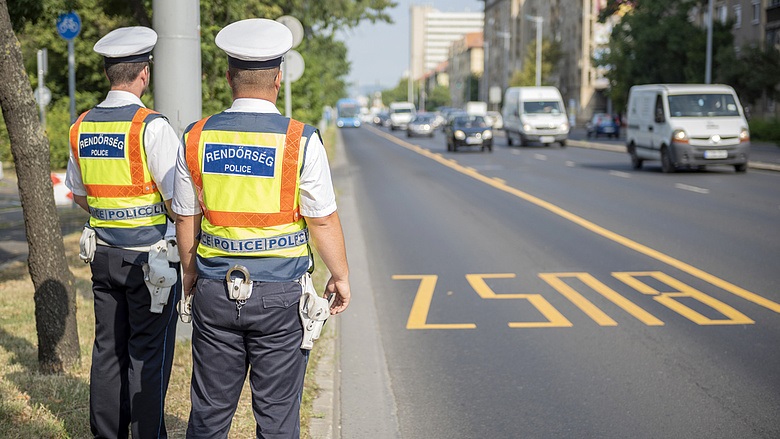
[
  {"x1": 143, "y1": 240, "x2": 178, "y2": 313},
  {"x1": 299, "y1": 273, "x2": 332, "y2": 350}
]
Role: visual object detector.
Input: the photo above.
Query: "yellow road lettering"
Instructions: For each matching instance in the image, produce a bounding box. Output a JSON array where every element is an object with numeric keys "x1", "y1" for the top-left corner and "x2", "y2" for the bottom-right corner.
[
  {"x1": 393, "y1": 275, "x2": 476, "y2": 330},
  {"x1": 466, "y1": 274, "x2": 572, "y2": 328},
  {"x1": 613, "y1": 272, "x2": 754, "y2": 325},
  {"x1": 540, "y1": 273, "x2": 664, "y2": 326}
]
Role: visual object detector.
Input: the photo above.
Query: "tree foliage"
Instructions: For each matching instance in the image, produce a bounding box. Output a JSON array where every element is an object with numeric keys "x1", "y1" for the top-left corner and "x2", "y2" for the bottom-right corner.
[
  {"x1": 509, "y1": 39, "x2": 562, "y2": 87},
  {"x1": 716, "y1": 45, "x2": 780, "y2": 106},
  {"x1": 426, "y1": 84, "x2": 452, "y2": 111},
  {"x1": 381, "y1": 77, "x2": 413, "y2": 106},
  {"x1": 595, "y1": 0, "x2": 734, "y2": 111},
  {"x1": 1, "y1": 0, "x2": 395, "y2": 169}
]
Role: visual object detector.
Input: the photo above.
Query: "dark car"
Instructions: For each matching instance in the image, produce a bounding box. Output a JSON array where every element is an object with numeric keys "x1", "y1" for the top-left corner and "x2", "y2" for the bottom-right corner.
[
  {"x1": 373, "y1": 110, "x2": 390, "y2": 127},
  {"x1": 407, "y1": 114, "x2": 436, "y2": 137},
  {"x1": 444, "y1": 114, "x2": 493, "y2": 152},
  {"x1": 586, "y1": 113, "x2": 619, "y2": 138}
]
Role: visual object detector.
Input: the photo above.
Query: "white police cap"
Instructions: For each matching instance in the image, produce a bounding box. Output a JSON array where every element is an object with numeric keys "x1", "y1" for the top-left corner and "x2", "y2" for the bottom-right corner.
[
  {"x1": 215, "y1": 18, "x2": 293, "y2": 70},
  {"x1": 94, "y1": 26, "x2": 157, "y2": 64}
]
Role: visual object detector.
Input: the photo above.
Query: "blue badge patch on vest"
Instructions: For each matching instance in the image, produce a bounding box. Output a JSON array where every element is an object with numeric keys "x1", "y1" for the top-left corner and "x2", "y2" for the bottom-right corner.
[
  {"x1": 78, "y1": 133, "x2": 126, "y2": 158},
  {"x1": 203, "y1": 143, "x2": 276, "y2": 177}
]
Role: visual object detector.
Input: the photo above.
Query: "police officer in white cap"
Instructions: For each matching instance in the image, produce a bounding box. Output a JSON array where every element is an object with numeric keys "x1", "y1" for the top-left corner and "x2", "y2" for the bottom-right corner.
[
  {"x1": 65, "y1": 26, "x2": 181, "y2": 438},
  {"x1": 173, "y1": 18, "x2": 351, "y2": 438}
]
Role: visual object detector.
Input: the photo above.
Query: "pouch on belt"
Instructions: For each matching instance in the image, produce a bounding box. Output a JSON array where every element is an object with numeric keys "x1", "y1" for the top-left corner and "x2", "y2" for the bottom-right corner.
[
  {"x1": 143, "y1": 240, "x2": 178, "y2": 313},
  {"x1": 299, "y1": 273, "x2": 333, "y2": 350}
]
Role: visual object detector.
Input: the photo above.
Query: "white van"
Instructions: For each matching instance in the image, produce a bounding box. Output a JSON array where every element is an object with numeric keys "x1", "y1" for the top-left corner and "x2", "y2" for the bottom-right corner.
[
  {"x1": 501, "y1": 86, "x2": 569, "y2": 147},
  {"x1": 626, "y1": 84, "x2": 750, "y2": 173},
  {"x1": 389, "y1": 102, "x2": 416, "y2": 131}
]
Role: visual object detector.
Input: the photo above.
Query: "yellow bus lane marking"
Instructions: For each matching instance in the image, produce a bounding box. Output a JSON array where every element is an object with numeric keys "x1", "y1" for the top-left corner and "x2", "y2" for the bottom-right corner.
[
  {"x1": 613, "y1": 272, "x2": 754, "y2": 325},
  {"x1": 393, "y1": 275, "x2": 476, "y2": 330},
  {"x1": 466, "y1": 274, "x2": 573, "y2": 328},
  {"x1": 539, "y1": 272, "x2": 664, "y2": 326},
  {"x1": 367, "y1": 125, "x2": 780, "y2": 315},
  {"x1": 394, "y1": 272, "x2": 754, "y2": 328}
]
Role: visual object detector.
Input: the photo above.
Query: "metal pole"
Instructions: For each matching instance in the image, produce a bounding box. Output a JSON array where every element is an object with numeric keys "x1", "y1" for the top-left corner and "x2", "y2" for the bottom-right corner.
[
  {"x1": 535, "y1": 18, "x2": 542, "y2": 87},
  {"x1": 152, "y1": 0, "x2": 202, "y2": 136},
  {"x1": 68, "y1": 39, "x2": 76, "y2": 123},
  {"x1": 705, "y1": 0, "x2": 713, "y2": 84},
  {"x1": 37, "y1": 49, "x2": 46, "y2": 127},
  {"x1": 285, "y1": 66, "x2": 292, "y2": 117},
  {"x1": 484, "y1": 40, "x2": 489, "y2": 102}
]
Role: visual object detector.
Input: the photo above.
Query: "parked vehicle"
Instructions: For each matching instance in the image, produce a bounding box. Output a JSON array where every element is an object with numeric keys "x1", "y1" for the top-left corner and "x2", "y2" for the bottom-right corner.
[
  {"x1": 444, "y1": 114, "x2": 493, "y2": 152},
  {"x1": 502, "y1": 86, "x2": 569, "y2": 147},
  {"x1": 407, "y1": 114, "x2": 436, "y2": 137},
  {"x1": 389, "y1": 102, "x2": 416, "y2": 130},
  {"x1": 626, "y1": 84, "x2": 750, "y2": 173},
  {"x1": 586, "y1": 113, "x2": 619, "y2": 138}
]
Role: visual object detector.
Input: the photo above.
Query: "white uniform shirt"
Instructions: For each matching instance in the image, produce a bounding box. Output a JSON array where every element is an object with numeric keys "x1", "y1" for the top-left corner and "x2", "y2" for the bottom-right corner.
[
  {"x1": 64, "y1": 90, "x2": 180, "y2": 201},
  {"x1": 171, "y1": 98, "x2": 337, "y2": 218},
  {"x1": 65, "y1": 90, "x2": 181, "y2": 238}
]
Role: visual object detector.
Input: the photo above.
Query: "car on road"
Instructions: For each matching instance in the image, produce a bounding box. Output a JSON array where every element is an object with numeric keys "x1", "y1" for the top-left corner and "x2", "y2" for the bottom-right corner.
[
  {"x1": 444, "y1": 114, "x2": 493, "y2": 152},
  {"x1": 586, "y1": 113, "x2": 619, "y2": 138},
  {"x1": 389, "y1": 102, "x2": 416, "y2": 130},
  {"x1": 373, "y1": 110, "x2": 390, "y2": 127},
  {"x1": 407, "y1": 114, "x2": 436, "y2": 137}
]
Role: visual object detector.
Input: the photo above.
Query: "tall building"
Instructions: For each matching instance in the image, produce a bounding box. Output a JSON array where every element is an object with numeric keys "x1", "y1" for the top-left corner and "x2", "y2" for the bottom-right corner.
[
  {"x1": 448, "y1": 32, "x2": 484, "y2": 107},
  {"x1": 410, "y1": 5, "x2": 484, "y2": 81},
  {"x1": 481, "y1": 0, "x2": 777, "y2": 121}
]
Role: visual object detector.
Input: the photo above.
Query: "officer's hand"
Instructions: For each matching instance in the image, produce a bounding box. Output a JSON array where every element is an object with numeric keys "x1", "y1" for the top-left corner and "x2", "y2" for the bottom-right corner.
[
  {"x1": 325, "y1": 277, "x2": 350, "y2": 315},
  {"x1": 183, "y1": 272, "x2": 198, "y2": 297}
]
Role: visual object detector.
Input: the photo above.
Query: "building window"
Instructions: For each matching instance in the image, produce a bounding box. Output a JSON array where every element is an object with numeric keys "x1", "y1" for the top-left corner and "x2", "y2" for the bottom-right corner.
[
  {"x1": 734, "y1": 5, "x2": 741, "y2": 28},
  {"x1": 752, "y1": 0, "x2": 760, "y2": 25},
  {"x1": 717, "y1": 5, "x2": 728, "y2": 24}
]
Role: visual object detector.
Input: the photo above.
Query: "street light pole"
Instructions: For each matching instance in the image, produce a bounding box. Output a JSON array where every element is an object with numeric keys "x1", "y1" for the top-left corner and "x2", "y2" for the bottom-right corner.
[
  {"x1": 705, "y1": 0, "x2": 713, "y2": 84},
  {"x1": 526, "y1": 15, "x2": 543, "y2": 87}
]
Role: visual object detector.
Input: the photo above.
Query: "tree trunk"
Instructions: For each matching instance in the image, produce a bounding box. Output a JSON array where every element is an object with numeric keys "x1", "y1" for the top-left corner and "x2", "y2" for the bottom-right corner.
[{"x1": 0, "y1": 0, "x2": 80, "y2": 373}]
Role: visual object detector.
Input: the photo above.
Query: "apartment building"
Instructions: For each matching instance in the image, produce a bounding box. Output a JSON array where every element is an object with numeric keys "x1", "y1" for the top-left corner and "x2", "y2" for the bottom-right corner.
[
  {"x1": 480, "y1": 0, "x2": 777, "y2": 122},
  {"x1": 448, "y1": 32, "x2": 484, "y2": 107},
  {"x1": 410, "y1": 5, "x2": 484, "y2": 82}
]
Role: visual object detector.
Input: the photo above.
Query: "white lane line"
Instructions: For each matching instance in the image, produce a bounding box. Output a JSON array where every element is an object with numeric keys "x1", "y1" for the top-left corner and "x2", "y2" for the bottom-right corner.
[
  {"x1": 565, "y1": 161, "x2": 576, "y2": 167},
  {"x1": 675, "y1": 183, "x2": 710, "y2": 194},
  {"x1": 534, "y1": 154, "x2": 548, "y2": 161},
  {"x1": 609, "y1": 170, "x2": 632, "y2": 178}
]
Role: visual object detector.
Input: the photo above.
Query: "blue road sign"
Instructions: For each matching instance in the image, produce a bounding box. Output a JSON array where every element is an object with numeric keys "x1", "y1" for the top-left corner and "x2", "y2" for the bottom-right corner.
[{"x1": 56, "y1": 12, "x2": 81, "y2": 40}]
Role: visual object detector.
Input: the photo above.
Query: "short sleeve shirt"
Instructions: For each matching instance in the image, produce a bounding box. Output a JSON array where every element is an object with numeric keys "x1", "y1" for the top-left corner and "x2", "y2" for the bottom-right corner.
[
  {"x1": 171, "y1": 98, "x2": 337, "y2": 218},
  {"x1": 64, "y1": 90, "x2": 180, "y2": 201}
]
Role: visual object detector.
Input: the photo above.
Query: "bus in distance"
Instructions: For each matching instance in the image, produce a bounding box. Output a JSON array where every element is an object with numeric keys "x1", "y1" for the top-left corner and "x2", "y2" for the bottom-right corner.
[{"x1": 336, "y1": 98, "x2": 361, "y2": 128}]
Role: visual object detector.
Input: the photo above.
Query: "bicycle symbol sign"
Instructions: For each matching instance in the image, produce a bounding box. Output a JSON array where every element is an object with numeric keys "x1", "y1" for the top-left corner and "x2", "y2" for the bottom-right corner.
[{"x1": 56, "y1": 12, "x2": 81, "y2": 40}]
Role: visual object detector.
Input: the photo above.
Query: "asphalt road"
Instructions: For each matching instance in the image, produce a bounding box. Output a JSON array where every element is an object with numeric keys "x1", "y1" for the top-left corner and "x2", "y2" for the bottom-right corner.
[{"x1": 337, "y1": 124, "x2": 780, "y2": 438}]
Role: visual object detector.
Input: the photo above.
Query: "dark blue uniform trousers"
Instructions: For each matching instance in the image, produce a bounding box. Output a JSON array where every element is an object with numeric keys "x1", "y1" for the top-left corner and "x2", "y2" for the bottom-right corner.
[
  {"x1": 89, "y1": 245, "x2": 180, "y2": 438},
  {"x1": 186, "y1": 278, "x2": 308, "y2": 439}
]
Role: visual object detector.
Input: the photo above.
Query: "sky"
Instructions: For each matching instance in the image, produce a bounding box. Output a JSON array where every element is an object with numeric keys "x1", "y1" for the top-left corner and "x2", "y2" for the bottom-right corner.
[{"x1": 338, "y1": 0, "x2": 484, "y2": 96}]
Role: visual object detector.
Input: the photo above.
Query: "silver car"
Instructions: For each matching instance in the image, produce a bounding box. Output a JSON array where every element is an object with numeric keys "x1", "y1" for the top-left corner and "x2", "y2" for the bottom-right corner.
[{"x1": 406, "y1": 114, "x2": 436, "y2": 138}]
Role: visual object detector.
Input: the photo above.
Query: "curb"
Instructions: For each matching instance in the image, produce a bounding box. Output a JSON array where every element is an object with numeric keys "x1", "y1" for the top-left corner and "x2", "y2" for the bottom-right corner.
[{"x1": 309, "y1": 321, "x2": 337, "y2": 439}]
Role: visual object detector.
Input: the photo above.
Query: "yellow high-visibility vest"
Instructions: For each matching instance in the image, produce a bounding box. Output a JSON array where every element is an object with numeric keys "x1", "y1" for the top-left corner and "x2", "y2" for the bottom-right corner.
[
  {"x1": 70, "y1": 105, "x2": 167, "y2": 246},
  {"x1": 184, "y1": 112, "x2": 318, "y2": 281}
]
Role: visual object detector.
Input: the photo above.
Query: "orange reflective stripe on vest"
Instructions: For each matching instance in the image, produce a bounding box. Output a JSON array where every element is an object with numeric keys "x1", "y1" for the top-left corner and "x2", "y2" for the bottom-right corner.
[
  {"x1": 186, "y1": 118, "x2": 304, "y2": 228},
  {"x1": 69, "y1": 110, "x2": 89, "y2": 167},
  {"x1": 71, "y1": 107, "x2": 158, "y2": 198}
]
